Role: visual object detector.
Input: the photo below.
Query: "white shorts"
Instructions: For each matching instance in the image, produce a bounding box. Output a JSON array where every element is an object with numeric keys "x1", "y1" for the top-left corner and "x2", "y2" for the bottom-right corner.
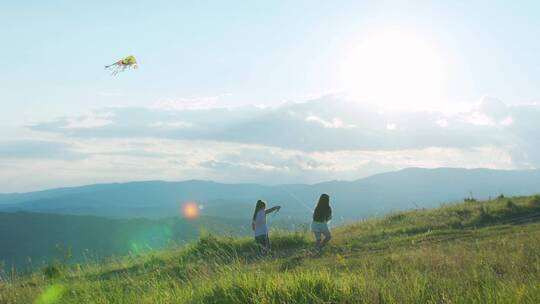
[{"x1": 311, "y1": 222, "x2": 331, "y2": 240}]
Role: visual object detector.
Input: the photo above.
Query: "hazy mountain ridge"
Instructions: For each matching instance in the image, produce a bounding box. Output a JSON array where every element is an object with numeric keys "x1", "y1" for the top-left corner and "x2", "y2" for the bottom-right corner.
[{"x1": 1, "y1": 168, "x2": 540, "y2": 220}]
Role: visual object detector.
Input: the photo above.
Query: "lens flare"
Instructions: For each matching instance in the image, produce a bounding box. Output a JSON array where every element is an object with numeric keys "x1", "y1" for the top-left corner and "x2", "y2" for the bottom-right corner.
[
  {"x1": 182, "y1": 202, "x2": 199, "y2": 220},
  {"x1": 36, "y1": 284, "x2": 66, "y2": 304}
]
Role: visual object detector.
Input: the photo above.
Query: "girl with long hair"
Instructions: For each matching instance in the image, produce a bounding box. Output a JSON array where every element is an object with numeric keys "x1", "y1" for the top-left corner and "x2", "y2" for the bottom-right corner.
[
  {"x1": 252, "y1": 200, "x2": 281, "y2": 254},
  {"x1": 311, "y1": 193, "x2": 332, "y2": 252}
]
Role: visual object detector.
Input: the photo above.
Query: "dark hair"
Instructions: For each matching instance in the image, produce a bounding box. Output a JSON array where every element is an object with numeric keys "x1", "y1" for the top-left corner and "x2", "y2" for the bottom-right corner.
[
  {"x1": 313, "y1": 193, "x2": 331, "y2": 222},
  {"x1": 252, "y1": 200, "x2": 266, "y2": 221}
]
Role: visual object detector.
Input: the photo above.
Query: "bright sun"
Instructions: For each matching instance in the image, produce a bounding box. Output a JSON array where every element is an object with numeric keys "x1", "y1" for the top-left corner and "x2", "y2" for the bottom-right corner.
[{"x1": 338, "y1": 31, "x2": 447, "y2": 109}]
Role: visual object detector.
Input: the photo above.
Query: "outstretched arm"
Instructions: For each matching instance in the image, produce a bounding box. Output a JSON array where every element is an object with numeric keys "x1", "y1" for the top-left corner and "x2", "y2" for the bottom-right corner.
[{"x1": 265, "y1": 206, "x2": 281, "y2": 214}]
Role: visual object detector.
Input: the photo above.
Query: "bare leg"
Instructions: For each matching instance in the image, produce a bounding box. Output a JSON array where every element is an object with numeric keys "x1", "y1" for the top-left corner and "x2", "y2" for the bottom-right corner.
[
  {"x1": 256, "y1": 235, "x2": 270, "y2": 256},
  {"x1": 263, "y1": 235, "x2": 270, "y2": 255},
  {"x1": 313, "y1": 232, "x2": 323, "y2": 253},
  {"x1": 319, "y1": 232, "x2": 332, "y2": 250},
  {"x1": 320, "y1": 235, "x2": 331, "y2": 248}
]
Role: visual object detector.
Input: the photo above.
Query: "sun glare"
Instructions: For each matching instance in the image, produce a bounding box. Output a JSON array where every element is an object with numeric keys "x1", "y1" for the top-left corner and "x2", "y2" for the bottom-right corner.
[
  {"x1": 181, "y1": 202, "x2": 199, "y2": 220},
  {"x1": 338, "y1": 31, "x2": 447, "y2": 109}
]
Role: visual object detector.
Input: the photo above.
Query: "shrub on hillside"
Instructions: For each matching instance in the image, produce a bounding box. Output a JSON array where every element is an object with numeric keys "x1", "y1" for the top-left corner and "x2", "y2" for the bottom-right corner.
[
  {"x1": 455, "y1": 208, "x2": 472, "y2": 219},
  {"x1": 387, "y1": 213, "x2": 406, "y2": 223},
  {"x1": 185, "y1": 234, "x2": 246, "y2": 262},
  {"x1": 42, "y1": 263, "x2": 64, "y2": 279},
  {"x1": 476, "y1": 205, "x2": 493, "y2": 224},
  {"x1": 270, "y1": 230, "x2": 310, "y2": 251},
  {"x1": 183, "y1": 231, "x2": 310, "y2": 263},
  {"x1": 506, "y1": 200, "x2": 518, "y2": 211}
]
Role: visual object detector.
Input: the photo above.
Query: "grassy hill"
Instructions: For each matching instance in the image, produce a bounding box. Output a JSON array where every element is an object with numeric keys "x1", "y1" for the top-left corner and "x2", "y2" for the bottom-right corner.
[
  {"x1": 0, "y1": 212, "x2": 259, "y2": 271},
  {"x1": 2, "y1": 195, "x2": 540, "y2": 303}
]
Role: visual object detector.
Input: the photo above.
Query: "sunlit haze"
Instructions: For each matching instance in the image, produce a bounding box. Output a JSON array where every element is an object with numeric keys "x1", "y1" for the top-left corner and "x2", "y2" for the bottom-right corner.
[
  {"x1": 2, "y1": 1, "x2": 540, "y2": 192},
  {"x1": 3, "y1": 4, "x2": 540, "y2": 302},
  {"x1": 338, "y1": 31, "x2": 447, "y2": 109}
]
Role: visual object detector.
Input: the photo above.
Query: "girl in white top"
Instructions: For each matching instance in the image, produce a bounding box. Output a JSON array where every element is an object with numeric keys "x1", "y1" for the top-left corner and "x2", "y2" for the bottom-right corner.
[
  {"x1": 311, "y1": 193, "x2": 332, "y2": 253},
  {"x1": 252, "y1": 200, "x2": 281, "y2": 254}
]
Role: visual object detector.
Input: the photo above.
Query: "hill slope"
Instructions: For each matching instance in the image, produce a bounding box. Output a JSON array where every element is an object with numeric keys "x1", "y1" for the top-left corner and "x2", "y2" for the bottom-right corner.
[
  {"x1": 0, "y1": 212, "x2": 249, "y2": 271},
  {"x1": 1, "y1": 168, "x2": 540, "y2": 220},
  {"x1": 2, "y1": 195, "x2": 540, "y2": 303}
]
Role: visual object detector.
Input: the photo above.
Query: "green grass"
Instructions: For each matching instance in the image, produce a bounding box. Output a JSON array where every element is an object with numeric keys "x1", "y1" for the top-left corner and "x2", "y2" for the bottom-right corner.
[{"x1": 2, "y1": 195, "x2": 540, "y2": 303}]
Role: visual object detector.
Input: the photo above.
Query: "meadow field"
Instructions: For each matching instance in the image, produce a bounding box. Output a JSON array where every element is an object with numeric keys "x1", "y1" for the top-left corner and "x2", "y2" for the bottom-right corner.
[{"x1": 2, "y1": 195, "x2": 540, "y2": 303}]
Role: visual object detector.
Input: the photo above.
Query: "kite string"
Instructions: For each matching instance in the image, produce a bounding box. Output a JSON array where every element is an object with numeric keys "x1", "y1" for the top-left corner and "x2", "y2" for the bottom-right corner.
[{"x1": 280, "y1": 186, "x2": 314, "y2": 214}]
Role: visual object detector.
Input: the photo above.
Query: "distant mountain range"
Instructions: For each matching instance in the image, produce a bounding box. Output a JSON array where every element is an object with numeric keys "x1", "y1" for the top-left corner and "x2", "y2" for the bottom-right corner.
[
  {"x1": 2, "y1": 168, "x2": 540, "y2": 221},
  {"x1": 2, "y1": 167, "x2": 540, "y2": 270}
]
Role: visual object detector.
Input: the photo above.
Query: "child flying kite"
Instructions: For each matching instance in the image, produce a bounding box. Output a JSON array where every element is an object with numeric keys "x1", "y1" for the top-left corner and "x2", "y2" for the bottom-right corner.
[{"x1": 105, "y1": 55, "x2": 138, "y2": 75}]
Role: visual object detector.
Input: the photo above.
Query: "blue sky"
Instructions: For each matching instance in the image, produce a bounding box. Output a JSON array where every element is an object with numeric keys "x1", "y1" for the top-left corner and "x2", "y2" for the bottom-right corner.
[{"x1": 1, "y1": 1, "x2": 540, "y2": 191}]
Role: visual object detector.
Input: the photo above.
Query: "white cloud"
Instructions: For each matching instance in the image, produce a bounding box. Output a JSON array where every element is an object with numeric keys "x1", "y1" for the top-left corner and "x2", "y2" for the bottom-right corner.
[
  {"x1": 153, "y1": 94, "x2": 232, "y2": 111},
  {"x1": 463, "y1": 96, "x2": 514, "y2": 127},
  {"x1": 0, "y1": 134, "x2": 527, "y2": 192},
  {"x1": 500, "y1": 116, "x2": 513, "y2": 126},
  {"x1": 62, "y1": 112, "x2": 114, "y2": 129},
  {"x1": 386, "y1": 123, "x2": 397, "y2": 130},
  {"x1": 305, "y1": 114, "x2": 355, "y2": 129},
  {"x1": 0, "y1": 140, "x2": 85, "y2": 160},
  {"x1": 28, "y1": 95, "x2": 540, "y2": 156},
  {"x1": 478, "y1": 96, "x2": 508, "y2": 120},
  {"x1": 8, "y1": 94, "x2": 539, "y2": 191},
  {"x1": 148, "y1": 121, "x2": 193, "y2": 128},
  {"x1": 436, "y1": 119, "x2": 448, "y2": 128},
  {"x1": 466, "y1": 112, "x2": 495, "y2": 126},
  {"x1": 97, "y1": 89, "x2": 124, "y2": 97}
]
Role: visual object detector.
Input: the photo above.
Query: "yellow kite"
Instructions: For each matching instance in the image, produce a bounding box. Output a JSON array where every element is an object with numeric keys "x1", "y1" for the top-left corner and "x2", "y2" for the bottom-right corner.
[{"x1": 105, "y1": 55, "x2": 138, "y2": 75}]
